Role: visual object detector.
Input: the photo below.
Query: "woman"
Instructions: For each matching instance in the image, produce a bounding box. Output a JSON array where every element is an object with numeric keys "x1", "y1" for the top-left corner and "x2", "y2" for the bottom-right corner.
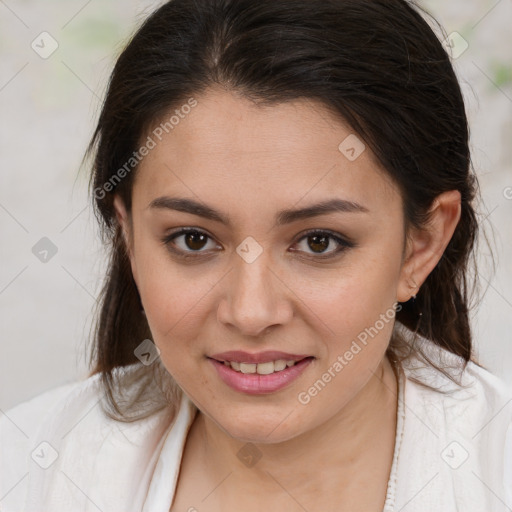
[{"x1": 1, "y1": 0, "x2": 511, "y2": 511}]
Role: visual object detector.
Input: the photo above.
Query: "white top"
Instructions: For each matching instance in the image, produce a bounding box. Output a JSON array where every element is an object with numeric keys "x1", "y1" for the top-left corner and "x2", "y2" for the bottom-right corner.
[{"x1": 1, "y1": 341, "x2": 512, "y2": 512}]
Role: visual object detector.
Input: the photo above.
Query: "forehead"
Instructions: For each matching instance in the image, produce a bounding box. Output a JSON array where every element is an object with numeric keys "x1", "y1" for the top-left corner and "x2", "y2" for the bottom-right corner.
[{"x1": 133, "y1": 88, "x2": 399, "y2": 215}]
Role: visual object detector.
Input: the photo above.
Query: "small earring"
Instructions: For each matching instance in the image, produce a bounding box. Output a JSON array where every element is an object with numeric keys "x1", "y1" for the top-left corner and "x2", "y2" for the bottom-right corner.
[
  {"x1": 408, "y1": 277, "x2": 419, "y2": 302},
  {"x1": 411, "y1": 289, "x2": 423, "y2": 319}
]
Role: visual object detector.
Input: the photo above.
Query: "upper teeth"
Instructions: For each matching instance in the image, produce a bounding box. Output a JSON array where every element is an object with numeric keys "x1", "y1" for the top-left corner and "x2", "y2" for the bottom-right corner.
[{"x1": 223, "y1": 359, "x2": 297, "y2": 374}]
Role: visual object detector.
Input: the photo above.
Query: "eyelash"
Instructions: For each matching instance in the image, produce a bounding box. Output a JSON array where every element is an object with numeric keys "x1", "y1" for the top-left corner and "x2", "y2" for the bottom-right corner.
[{"x1": 161, "y1": 227, "x2": 355, "y2": 261}]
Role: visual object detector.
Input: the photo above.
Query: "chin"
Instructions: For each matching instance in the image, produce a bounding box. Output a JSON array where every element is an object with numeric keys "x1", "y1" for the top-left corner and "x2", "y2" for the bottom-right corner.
[{"x1": 206, "y1": 404, "x2": 306, "y2": 444}]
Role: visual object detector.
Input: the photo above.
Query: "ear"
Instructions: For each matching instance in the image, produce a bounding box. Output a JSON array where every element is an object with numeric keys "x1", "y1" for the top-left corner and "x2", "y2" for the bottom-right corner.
[
  {"x1": 396, "y1": 190, "x2": 461, "y2": 302},
  {"x1": 113, "y1": 194, "x2": 137, "y2": 281},
  {"x1": 113, "y1": 194, "x2": 131, "y2": 249}
]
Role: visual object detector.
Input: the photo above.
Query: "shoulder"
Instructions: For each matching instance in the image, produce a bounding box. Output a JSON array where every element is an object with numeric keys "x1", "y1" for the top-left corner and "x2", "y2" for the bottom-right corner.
[
  {"x1": 0, "y1": 375, "x2": 101, "y2": 509},
  {"x1": 0, "y1": 366, "x2": 178, "y2": 512},
  {"x1": 0, "y1": 373, "x2": 101, "y2": 445},
  {"x1": 401, "y1": 338, "x2": 512, "y2": 410},
  {"x1": 1, "y1": 376, "x2": 99, "y2": 438},
  {"x1": 0, "y1": 370, "x2": 111, "y2": 456},
  {"x1": 398, "y1": 339, "x2": 512, "y2": 510}
]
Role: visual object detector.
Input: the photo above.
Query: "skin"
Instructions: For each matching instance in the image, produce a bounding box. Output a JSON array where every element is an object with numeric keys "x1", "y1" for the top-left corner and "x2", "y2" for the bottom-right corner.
[{"x1": 114, "y1": 87, "x2": 461, "y2": 511}]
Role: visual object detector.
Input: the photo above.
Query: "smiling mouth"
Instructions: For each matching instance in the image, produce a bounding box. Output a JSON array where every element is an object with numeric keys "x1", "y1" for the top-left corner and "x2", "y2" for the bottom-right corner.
[
  {"x1": 208, "y1": 355, "x2": 314, "y2": 395},
  {"x1": 208, "y1": 356, "x2": 314, "y2": 375}
]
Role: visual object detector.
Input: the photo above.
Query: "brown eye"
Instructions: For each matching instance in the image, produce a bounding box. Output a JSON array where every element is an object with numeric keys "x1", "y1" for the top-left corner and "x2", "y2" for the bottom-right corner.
[
  {"x1": 292, "y1": 230, "x2": 354, "y2": 258},
  {"x1": 162, "y1": 228, "x2": 219, "y2": 257},
  {"x1": 182, "y1": 231, "x2": 208, "y2": 251},
  {"x1": 306, "y1": 234, "x2": 331, "y2": 253}
]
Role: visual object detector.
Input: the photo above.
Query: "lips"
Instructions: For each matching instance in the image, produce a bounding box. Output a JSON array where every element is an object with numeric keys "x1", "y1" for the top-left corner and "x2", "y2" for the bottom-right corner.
[
  {"x1": 209, "y1": 350, "x2": 311, "y2": 364},
  {"x1": 207, "y1": 350, "x2": 315, "y2": 394}
]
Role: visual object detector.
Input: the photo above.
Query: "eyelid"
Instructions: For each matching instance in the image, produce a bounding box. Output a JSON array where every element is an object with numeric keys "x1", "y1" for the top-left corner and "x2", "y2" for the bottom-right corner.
[
  {"x1": 290, "y1": 228, "x2": 355, "y2": 259},
  {"x1": 161, "y1": 227, "x2": 355, "y2": 259},
  {"x1": 161, "y1": 227, "x2": 219, "y2": 258},
  {"x1": 294, "y1": 228, "x2": 355, "y2": 247}
]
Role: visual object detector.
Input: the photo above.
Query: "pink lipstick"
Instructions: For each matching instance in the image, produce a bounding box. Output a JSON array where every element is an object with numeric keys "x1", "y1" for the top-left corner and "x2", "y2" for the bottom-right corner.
[{"x1": 208, "y1": 351, "x2": 314, "y2": 395}]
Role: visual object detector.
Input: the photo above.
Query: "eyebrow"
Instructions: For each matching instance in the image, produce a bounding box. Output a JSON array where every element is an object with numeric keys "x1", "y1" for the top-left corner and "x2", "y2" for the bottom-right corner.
[{"x1": 148, "y1": 196, "x2": 369, "y2": 227}]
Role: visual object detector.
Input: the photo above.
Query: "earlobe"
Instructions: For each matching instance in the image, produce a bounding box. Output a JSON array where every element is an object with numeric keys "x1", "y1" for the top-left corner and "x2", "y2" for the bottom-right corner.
[{"x1": 397, "y1": 190, "x2": 461, "y2": 303}]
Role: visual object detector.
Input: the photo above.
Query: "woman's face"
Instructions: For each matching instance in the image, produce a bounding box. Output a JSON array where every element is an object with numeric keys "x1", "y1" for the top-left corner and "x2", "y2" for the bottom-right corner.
[{"x1": 116, "y1": 87, "x2": 416, "y2": 443}]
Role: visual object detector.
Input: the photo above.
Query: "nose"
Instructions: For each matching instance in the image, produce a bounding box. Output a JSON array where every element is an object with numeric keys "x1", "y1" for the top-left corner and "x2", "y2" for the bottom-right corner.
[{"x1": 217, "y1": 250, "x2": 293, "y2": 338}]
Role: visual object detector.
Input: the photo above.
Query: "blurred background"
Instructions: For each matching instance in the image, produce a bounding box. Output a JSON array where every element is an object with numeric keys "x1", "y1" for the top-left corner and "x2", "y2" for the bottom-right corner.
[{"x1": 1, "y1": 0, "x2": 511, "y2": 410}]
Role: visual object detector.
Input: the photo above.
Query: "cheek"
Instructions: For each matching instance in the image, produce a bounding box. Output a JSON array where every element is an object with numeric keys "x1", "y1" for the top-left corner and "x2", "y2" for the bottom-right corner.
[
  {"x1": 303, "y1": 239, "x2": 403, "y2": 372},
  {"x1": 310, "y1": 244, "x2": 402, "y2": 329},
  {"x1": 133, "y1": 251, "x2": 224, "y2": 403},
  {"x1": 132, "y1": 240, "x2": 212, "y2": 352},
  {"x1": 293, "y1": 269, "x2": 399, "y2": 424},
  {"x1": 313, "y1": 282, "x2": 397, "y2": 381}
]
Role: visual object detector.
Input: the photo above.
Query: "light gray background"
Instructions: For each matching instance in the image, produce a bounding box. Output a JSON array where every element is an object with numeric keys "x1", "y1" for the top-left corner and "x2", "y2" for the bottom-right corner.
[{"x1": 1, "y1": 0, "x2": 511, "y2": 411}]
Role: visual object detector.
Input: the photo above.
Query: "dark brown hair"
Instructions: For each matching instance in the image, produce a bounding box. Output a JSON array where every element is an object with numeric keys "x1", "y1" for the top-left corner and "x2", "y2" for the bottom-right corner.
[{"x1": 86, "y1": 0, "x2": 486, "y2": 421}]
